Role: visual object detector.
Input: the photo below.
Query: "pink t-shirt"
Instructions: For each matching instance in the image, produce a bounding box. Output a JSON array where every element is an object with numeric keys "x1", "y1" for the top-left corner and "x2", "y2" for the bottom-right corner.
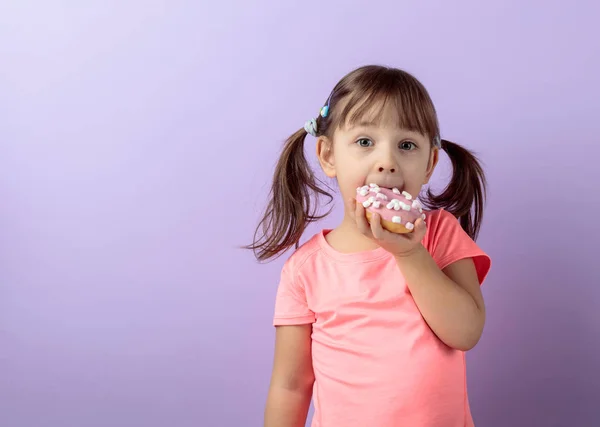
[{"x1": 273, "y1": 209, "x2": 491, "y2": 427}]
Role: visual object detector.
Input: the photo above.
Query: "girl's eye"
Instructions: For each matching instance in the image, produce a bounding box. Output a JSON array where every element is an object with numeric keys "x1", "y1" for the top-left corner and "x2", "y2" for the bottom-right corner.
[
  {"x1": 399, "y1": 141, "x2": 416, "y2": 151},
  {"x1": 356, "y1": 138, "x2": 373, "y2": 148}
]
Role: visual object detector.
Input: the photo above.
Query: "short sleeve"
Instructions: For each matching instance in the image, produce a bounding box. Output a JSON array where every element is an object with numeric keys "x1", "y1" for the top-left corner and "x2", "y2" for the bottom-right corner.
[
  {"x1": 425, "y1": 209, "x2": 491, "y2": 285},
  {"x1": 273, "y1": 259, "x2": 316, "y2": 326}
]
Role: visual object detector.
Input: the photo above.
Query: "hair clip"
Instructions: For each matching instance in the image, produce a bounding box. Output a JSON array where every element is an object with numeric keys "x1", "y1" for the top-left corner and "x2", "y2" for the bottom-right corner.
[
  {"x1": 433, "y1": 136, "x2": 441, "y2": 148},
  {"x1": 320, "y1": 91, "x2": 333, "y2": 118},
  {"x1": 304, "y1": 118, "x2": 318, "y2": 136},
  {"x1": 305, "y1": 93, "x2": 331, "y2": 136}
]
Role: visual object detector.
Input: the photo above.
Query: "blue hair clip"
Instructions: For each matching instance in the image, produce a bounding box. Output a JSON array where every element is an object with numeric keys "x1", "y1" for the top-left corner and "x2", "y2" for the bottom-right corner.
[{"x1": 320, "y1": 92, "x2": 333, "y2": 118}]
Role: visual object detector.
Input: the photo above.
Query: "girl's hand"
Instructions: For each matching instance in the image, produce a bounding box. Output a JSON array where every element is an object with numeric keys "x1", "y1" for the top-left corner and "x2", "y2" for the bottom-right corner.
[{"x1": 348, "y1": 198, "x2": 427, "y2": 258}]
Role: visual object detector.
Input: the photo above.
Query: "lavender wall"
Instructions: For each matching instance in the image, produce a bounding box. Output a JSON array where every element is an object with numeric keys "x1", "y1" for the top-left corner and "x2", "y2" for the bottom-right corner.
[{"x1": 1, "y1": 1, "x2": 599, "y2": 426}]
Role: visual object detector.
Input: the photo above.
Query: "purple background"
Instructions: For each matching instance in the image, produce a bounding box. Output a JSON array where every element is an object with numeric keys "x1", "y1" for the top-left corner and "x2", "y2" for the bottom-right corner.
[{"x1": 1, "y1": 1, "x2": 599, "y2": 426}]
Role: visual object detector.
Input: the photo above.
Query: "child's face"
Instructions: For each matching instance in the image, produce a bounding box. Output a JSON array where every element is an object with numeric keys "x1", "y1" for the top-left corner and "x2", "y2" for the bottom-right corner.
[{"x1": 318, "y1": 101, "x2": 439, "y2": 209}]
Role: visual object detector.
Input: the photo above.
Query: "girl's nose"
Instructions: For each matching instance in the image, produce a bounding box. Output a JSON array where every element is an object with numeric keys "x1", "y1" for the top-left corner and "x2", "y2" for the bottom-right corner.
[{"x1": 378, "y1": 166, "x2": 396, "y2": 173}]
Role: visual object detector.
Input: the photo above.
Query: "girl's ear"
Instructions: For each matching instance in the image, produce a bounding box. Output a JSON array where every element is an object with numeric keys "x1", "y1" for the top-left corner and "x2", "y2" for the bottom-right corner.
[
  {"x1": 423, "y1": 146, "x2": 439, "y2": 184},
  {"x1": 316, "y1": 136, "x2": 336, "y2": 178}
]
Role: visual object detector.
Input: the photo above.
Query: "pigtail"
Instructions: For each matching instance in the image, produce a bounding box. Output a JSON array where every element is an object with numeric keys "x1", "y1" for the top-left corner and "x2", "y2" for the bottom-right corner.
[
  {"x1": 424, "y1": 139, "x2": 487, "y2": 241},
  {"x1": 246, "y1": 128, "x2": 333, "y2": 262}
]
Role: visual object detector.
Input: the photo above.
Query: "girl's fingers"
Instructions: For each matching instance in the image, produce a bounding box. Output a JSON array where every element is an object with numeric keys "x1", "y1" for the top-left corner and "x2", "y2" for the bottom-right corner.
[
  {"x1": 370, "y1": 212, "x2": 385, "y2": 240},
  {"x1": 412, "y1": 218, "x2": 427, "y2": 240},
  {"x1": 355, "y1": 201, "x2": 373, "y2": 237}
]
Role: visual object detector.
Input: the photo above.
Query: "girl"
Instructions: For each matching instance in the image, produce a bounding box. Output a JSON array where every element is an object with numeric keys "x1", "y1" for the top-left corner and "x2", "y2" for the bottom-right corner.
[{"x1": 248, "y1": 65, "x2": 492, "y2": 427}]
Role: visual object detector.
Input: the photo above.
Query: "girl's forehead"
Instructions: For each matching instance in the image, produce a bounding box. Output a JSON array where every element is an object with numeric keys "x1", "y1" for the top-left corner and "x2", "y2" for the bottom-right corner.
[
  {"x1": 339, "y1": 99, "x2": 425, "y2": 135},
  {"x1": 328, "y1": 87, "x2": 439, "y2": 141},
  {"x1": 339, "y1": 96, "x2": 407, "y2": 128}
]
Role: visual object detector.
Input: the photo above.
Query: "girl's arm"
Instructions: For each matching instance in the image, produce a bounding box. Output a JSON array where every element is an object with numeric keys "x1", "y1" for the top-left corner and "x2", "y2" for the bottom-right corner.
[
  {"x1": 264, "y1": 325, "x2": 314, "y2": 427},
  {"x1": 395, "y1": 246, "x2": 485, "y2": 351}
]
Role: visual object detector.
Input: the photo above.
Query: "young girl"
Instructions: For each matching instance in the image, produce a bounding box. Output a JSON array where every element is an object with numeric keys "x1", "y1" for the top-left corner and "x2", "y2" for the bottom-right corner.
[{"x1": 248, "y1": 65, "x2": 492, "y2": 427}]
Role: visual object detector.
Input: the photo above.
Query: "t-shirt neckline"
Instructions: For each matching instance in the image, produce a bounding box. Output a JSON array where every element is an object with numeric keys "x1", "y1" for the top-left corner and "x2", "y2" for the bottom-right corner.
[{"x1": 317, "y1": 229, "x2": 390, "y2": 263}]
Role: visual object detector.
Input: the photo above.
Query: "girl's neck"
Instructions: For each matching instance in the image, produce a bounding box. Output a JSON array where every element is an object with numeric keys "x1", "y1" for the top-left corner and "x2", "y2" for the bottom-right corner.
[{"x1": 324, "y1": 215, "x2": 381, "y2": 254}]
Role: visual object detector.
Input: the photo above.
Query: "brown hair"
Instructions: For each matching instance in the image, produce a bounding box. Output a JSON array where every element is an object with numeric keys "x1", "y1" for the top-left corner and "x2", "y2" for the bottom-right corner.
[{"x1": 246, "y1": 65, "x2": 487, "y2": 262}]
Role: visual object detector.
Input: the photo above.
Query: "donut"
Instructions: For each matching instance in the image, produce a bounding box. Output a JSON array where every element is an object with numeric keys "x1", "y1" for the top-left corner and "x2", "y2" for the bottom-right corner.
[{"x1": 355, "y1": 184, "x2": 426, "y2": 233}]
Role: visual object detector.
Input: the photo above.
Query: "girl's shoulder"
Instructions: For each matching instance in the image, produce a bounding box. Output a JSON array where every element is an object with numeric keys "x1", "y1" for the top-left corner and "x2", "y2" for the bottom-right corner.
[
  {"x1": 423, "y1": 208, "x2": 491, "y2": 285},
  {"x1": 423, "y1": 207, "x2": 471, "y2": 248},
  {"x1": 423, "y1": 208, "x2": 455, "y2": 238},
  {"x1": 281, "y1": 231, "x2": 324, "y2": 272}
]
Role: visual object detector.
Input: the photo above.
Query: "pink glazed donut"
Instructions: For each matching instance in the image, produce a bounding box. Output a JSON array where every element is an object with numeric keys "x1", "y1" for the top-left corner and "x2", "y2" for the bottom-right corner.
[{"x1": 355, "y1": 184, "x2": 426, "y2": 233}]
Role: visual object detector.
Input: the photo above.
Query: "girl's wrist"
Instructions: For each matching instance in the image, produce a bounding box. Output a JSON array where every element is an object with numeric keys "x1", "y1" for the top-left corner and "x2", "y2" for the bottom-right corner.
[{"x1": 392, "y1": 242, "x2": 428, "y2": 261}]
